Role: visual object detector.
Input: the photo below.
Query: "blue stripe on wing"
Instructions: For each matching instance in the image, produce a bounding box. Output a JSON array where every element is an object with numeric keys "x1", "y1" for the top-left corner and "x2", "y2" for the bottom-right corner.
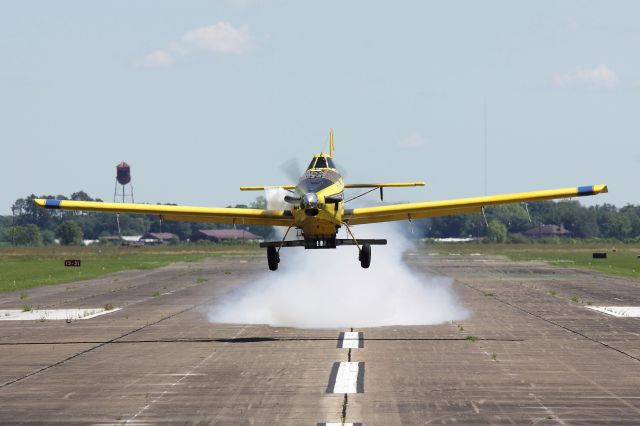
[{"x1": 44, "y1": 199, "x2": 61, "y2": 209}]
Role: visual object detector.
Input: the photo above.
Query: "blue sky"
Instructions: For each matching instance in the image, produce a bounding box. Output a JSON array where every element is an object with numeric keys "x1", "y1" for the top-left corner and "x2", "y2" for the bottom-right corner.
[{"x1": 1, "y1": 1, "x2": 638, "y2": 214}]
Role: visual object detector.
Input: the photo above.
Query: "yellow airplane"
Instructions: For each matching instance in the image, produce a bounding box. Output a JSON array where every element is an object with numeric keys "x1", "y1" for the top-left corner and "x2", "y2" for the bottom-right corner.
[{"x1": 35, "y1": 130, "x2": 608, "y2": 271}]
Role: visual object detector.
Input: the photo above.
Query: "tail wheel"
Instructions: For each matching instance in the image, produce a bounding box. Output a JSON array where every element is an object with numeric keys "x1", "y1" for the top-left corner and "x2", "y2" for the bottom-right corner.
[
  {"x1": 359, "y1": 243, "x2": 371, "y2": 269},
  {"x1": 267, "y1": 246, "x2": 280, "y2": 271}
]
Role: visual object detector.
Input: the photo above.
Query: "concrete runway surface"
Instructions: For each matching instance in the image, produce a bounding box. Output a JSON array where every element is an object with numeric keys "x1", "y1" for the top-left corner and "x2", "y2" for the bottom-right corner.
[{"x1": 1, "y1": 252, "x2": 640, "y2": 424}]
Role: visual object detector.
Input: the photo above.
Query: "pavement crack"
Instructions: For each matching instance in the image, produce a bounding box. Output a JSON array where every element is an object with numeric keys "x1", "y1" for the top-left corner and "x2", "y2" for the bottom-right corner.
[
  {"x1": 459, "y1": 280, "x2": 640, "y2": 363},
  {"x1": 348, "y1": 348, "x2": 352, "y2": 362},
  {"x1": 340, "y1": 393, "x2": 348, "y2": 425},
  {"x1": 0, "y1": 337, "x2": 523, "y2": 346},
  {"x1": 0, "y1": 304, "x2": 197, "y2": 389}
]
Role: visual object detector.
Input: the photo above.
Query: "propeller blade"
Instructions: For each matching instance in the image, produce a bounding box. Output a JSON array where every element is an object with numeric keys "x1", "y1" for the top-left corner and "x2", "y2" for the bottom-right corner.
[{"x1": 280, "y1": 158, "x2": 303, "y2": 182}]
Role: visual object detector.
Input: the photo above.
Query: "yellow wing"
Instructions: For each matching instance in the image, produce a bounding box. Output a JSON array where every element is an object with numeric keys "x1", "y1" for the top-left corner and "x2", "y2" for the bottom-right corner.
[
  {"x1": 34, "y1": 199, "x2": 294, "y2": 227},
  {"x1": 343, "y1": 184, "x2": 608, "y2": 225},
  {"x1": 239, "y1": 185, "x2": 296, "y2": 191},
  {"x1": 344, "y1": 182, "x2": 425, "y2": 189}
]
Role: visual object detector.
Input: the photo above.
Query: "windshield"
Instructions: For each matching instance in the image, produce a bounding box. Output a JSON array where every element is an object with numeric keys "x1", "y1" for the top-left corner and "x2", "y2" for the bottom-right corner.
[
  {"x1": 315, "y1": 157, "x2": 328, "y2": 168},
  {"x1": 307, "y1": 158, "x2": 316, "y2": 170}
]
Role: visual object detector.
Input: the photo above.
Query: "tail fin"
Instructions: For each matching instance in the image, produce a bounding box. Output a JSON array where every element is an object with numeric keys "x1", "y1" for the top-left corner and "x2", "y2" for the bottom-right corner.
[{"x1": 329, "y1": 128, "x2": 335, "y2": 158}]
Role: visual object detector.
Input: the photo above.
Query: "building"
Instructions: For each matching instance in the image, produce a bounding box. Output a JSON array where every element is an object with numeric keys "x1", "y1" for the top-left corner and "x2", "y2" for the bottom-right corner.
[
  {"x1": 140, "y1": 232, "x2": 178, "y2": 244},
  {"x1": 192, "y1": 229, "x2": 262, "y2": 243},
  {"x1": 524, "y1": 224, "x2": 570, "y2": 238}
]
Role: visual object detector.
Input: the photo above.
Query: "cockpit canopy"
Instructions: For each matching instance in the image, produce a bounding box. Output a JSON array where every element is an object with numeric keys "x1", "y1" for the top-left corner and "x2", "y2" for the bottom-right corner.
[{"x1": 307, "y1": 155, "x2": 335, "y2": 170}]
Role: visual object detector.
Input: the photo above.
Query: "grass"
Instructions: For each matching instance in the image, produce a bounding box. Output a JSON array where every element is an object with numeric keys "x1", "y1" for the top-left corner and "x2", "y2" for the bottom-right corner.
[
  {"x1": 0, "y1": 245, "x2": 260, "y2": 293},
  {"x1": 425, "y1": 243, "x2": 640, "y2": 280}
]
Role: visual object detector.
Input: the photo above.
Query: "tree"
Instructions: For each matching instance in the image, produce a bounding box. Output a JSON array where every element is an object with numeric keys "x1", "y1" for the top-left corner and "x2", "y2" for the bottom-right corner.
[
  {"x1": 56, "y1": 221, "x2": 84, "y2": 245},
  {"x1": 41, "y1": 230, "x2": 56, "y2": 245},
  {"x1": 486, "y1": 220, "x2": 507, "y2": 243},
  {"x1": 13, "y1": 224, "x2": 43, "y2": 246}
]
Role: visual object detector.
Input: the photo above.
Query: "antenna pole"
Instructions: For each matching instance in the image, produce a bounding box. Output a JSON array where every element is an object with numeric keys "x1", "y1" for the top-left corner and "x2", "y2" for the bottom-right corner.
[{"x1": 484, "y1": 101, "x2": 488, "y2": 195}]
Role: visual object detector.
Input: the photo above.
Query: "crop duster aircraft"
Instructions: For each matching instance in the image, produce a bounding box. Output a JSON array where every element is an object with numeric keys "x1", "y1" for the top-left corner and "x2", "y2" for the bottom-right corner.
[{"x1": 35, "y1": 130, "x2": 608, "y2": 271}]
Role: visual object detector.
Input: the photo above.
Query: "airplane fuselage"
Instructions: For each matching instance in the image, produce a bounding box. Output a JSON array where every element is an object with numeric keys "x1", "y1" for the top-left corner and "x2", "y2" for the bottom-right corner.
[{"x1": 291, "y1": 167, "x2": 345, "y2": 241}]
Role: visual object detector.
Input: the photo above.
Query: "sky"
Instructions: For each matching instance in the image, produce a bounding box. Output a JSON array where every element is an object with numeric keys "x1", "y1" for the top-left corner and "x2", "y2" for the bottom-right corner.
[{"x1": 1, "y1": 1, "x2": 638, "y2": 214}]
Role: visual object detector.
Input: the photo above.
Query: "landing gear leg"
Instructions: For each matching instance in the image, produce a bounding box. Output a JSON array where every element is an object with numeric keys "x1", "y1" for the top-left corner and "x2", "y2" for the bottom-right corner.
[
  {"x1": 343, "y1": 222, "x2": 372, "y2": 269},
  {"x1": 267, "y1": 246, "x2": 280, "y2": 271},
  {"x1": 359, "y1": 243, "x2": 371, "y2": 269}
]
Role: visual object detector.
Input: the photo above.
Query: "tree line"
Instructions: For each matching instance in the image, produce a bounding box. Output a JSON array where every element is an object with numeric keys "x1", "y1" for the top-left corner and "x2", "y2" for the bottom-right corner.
[
  {"x1": 419, "y1": 201, "x2": 640, "y2": 242},
  {"x1": 1, "y1": 191, "x2": 639, "y2": 246}
]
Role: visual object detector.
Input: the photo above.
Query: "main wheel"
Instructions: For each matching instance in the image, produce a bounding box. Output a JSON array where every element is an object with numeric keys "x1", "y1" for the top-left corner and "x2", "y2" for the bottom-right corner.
[
  {"x1": 359, "y1": 243, "x2": 371, "y2": 269},
  {"x1": 267, "y1": 246, "x2": 279, "y2": 271}
]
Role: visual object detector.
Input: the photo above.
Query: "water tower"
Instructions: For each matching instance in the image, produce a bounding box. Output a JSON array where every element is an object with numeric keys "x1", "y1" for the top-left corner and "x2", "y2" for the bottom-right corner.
[
  {"x1": 114, "y1": 161, "x2": 134, "y2": 203},
  {"x1": 114, "y1": 161, "x2": 134, "y2": 237}
]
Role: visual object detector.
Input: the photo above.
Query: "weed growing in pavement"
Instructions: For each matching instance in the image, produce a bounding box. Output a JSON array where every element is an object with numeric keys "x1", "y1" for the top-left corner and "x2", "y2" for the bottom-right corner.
[
  {"x1": 19, "y1": 292, "x2": 28, "y2": 300},
  {"x1": 465, "y1": 336, "x2": 478, "y2": 342},
  {"x1": 549, "y1": 290, "x2": 557, "y2": 296},
  {"x1": 104, "y1": 303, "x2": 114, "y2": 311},
  {"x1": 570, "y1": 296, "x2": 579, "y2": 303},
  {"x1": 457, "y1": 324, "x2": 464, "y2": 331},
  {"x1": 152, "y1": 291, "x2": 160, "y2": 297},
  {"x1": 22, "y1": 304, "x2": 32, "y2": 312},
  {"x1": 196, "y1": 277, "x2": 208, "y2": 283},
  {"x1": 491, "y1": 352, "x2": 497, "y2": 361}
]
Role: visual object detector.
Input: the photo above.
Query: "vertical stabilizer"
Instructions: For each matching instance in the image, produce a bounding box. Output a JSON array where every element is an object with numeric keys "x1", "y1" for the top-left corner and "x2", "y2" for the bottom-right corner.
[{"x1": 329, "y1": 128, "x2": 335, "y2": 158}]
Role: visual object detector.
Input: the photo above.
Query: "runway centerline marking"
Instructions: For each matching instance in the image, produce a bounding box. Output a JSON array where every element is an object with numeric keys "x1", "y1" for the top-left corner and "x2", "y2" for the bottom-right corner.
[
  {"x1": 326, "y1": 362, "x2": 364, "y2": 394},
  {"x1": 338, "y1": 331, "x2": 364, "y2": 348}
]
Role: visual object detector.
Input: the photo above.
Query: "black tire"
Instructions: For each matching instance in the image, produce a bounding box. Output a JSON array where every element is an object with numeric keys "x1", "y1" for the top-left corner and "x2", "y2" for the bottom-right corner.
[
  {"x1": 359, "y1": 243, "x2": 371, "y2": 269},
  {"x1": 267, "y1": 246, "x2": 279, "y2": 271}
]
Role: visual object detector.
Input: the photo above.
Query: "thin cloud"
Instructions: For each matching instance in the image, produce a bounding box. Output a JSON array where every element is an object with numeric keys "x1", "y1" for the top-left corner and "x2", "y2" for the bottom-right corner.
[
  {"x1": 141, "y1": 50, "x2": 174, "y2": 68},
  {"x1": 179, "y1": 22, "x2": 253, "y2": 55},
  {"x1": 141, "y1": 22, "x2": 253, "y2": 67},
  {"x1": 554, "y1": 64, "x2": 619, "y2": 89},
  {"x1": 398, "y1": 133, "x2": 426, "y2": 149}
]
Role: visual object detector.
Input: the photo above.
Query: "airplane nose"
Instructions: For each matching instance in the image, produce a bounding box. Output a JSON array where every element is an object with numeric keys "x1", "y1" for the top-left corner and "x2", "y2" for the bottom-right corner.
[
  {"x1": 303, "y1": 193, "x2": 318, "y2": 207},
  {"x1": 303, "y1": 193, "x2": 319, "y2": 216}
]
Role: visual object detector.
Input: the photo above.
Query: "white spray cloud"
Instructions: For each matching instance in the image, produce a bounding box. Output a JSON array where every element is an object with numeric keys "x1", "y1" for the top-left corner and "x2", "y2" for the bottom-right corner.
[{"x1": 208, "y1": 221, "x2": 469, "y2": 329}]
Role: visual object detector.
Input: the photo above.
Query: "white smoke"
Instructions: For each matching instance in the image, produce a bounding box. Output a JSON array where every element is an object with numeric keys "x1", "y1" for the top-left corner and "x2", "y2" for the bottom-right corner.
[
  {"x1": 265, "y1": 187, "x2": 290, "y2": 212},
  {"x1": 208, "y1": 220, "x2": 469, "y2": 329}
]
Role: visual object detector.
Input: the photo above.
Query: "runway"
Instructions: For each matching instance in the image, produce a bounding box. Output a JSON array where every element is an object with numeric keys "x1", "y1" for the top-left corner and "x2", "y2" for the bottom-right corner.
[{"x1": 1, "y1": 252, "x2": 640, "y2": 424}]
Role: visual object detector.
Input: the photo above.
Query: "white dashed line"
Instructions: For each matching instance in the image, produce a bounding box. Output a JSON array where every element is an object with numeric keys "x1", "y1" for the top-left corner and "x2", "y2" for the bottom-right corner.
[
  {"x1": 326, "y1": 362, "x2": 364, "y2": 394},
  {"x1": 338, "y1": 331, "x2": 363, "y2": 348}
]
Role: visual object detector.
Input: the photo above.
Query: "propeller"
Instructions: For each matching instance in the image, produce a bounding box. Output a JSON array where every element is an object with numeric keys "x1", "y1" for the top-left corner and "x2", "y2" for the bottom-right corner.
[{"x1": 280, "y1": 158, "x2": 303, "y2": 183}]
